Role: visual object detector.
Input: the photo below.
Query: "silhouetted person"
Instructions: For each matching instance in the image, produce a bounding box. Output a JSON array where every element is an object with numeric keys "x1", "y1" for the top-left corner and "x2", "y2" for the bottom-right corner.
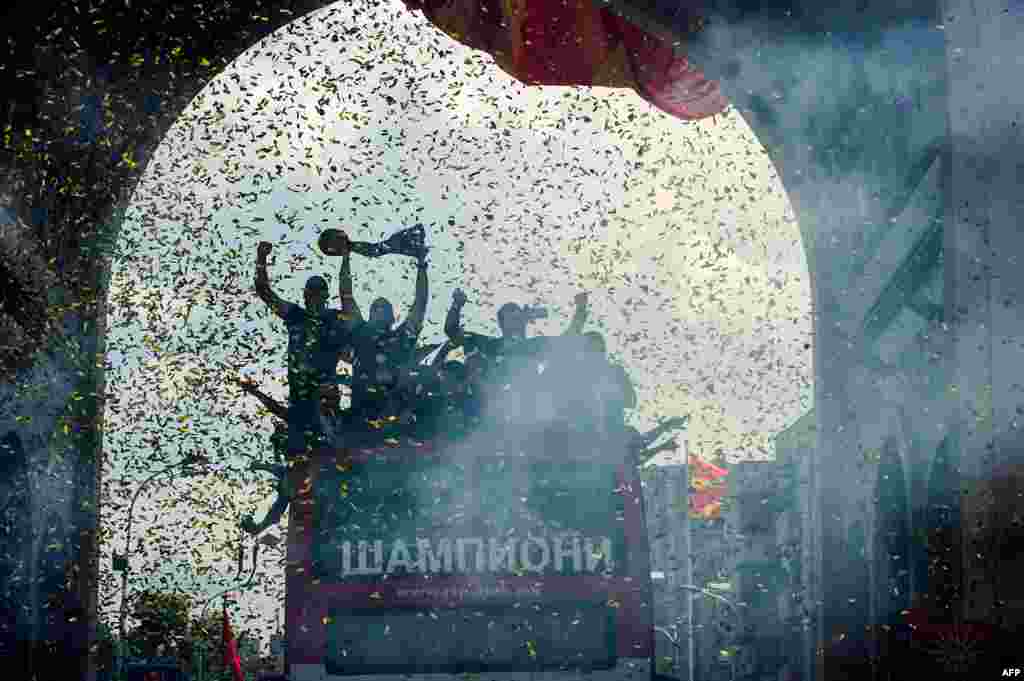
[
  {"x1": 254, "y1": 241, "x2": 356, "y2": 455},
  {"x1": 402, "y1": 340, "x2": 459, "y2": 439},
  {"x1": 627, "y1": 416, "x2": 689, "y2": 465},
  {"x1": 445, "y1": 289, "x2": 588, "y2": 425},
  {"x1": 433, "y1": 360, "x2": 473, "y2": 439},
  {"x1": 241, "y1": 457, "x2": 291, "y2": 536},
  {"x1": 235, "y1": 374, "x2": 346, "y2": 450},
  {"x1": 333, "y1": 232, "x2": 430, "y2": 429},
  {"x1": 629, "y1": 416, "x2": 687, "y2": 449},
  {"x1": 445, "y1": 289, "x2": 589, "y2": 362},
  {"x1": 462, "y1": 352, "x2": 487, "y2": 424},
  {"x1": 234, "y1": 380, "x2": 292, "y2": 536},
  {"x1": 396, "y1": 340, "x2": 453, "y2": 401},
  {"x1": 236, "y1": 377, "x2": 345, "y2": 535},
  {"x1": 235, "y1": 376, "x2": 288, "y2": 421},
  {"x1": 574, "y1": 331, "x2": 636, "y2": 435}
]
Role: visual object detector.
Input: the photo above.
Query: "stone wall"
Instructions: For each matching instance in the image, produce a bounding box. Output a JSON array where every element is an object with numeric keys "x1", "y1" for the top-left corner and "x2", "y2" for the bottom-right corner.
[{"x1": 0, "y1": 203, "x2": 106, "y2": 680}]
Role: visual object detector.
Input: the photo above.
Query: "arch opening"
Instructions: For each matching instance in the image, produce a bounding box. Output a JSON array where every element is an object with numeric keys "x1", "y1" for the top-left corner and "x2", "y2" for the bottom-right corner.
[{"x1": 94, "y1": 0, "x2": 813, "y2": 674}]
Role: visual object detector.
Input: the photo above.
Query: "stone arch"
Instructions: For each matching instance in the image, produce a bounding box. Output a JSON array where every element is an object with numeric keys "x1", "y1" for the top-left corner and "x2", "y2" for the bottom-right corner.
[
  {"x1": 0, "y1": 0, "x2": 953, "y2": 337},
  {"x1": 111, "y1": 10, "x2": 816, "y2": 680},
  {"x1": 0, "y1": 1, "x2": 963, "y2": 680}
]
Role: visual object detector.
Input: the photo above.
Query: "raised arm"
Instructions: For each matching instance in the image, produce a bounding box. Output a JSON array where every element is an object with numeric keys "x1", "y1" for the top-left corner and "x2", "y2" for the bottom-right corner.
[
  {"x1": 407, "y1": 341, "x2": 443, "y2": 366},
  {"x1": 236, "y1": 377, "x2": 288, "y2": 421},
  {"x1": 638, "y1": 438, "x2": 679, "y2": 463},
  {"x1": 635, "y1": 415, "x2": 689, "y2": 449},
  {"x1": 403, "y1": 253, "x2": 429, "y2": 338},
  {"x1": 336, "y1": 237, "x2": 363, "y2": 323},
  {"x1": 249, "y1": 462, "x2": 287, "y2": 478},
  {"x1": 561, "y1": 292, "x2": 590, "y2": 336},
  {"x1": 445, "y1": 288, "x2": 467, "y2": 344},
  {"x1": 254, "y1": 242, "x2": 290, "y2": 319},
  {"x1": 429, "y1": 339, "x2": 456, "y2": 368}
]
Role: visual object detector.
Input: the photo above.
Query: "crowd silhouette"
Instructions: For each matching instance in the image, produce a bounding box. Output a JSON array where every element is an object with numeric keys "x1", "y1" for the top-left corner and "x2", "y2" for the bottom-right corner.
[{"x1": 240, "y1": 225, "x2": 687, "y2": 535}]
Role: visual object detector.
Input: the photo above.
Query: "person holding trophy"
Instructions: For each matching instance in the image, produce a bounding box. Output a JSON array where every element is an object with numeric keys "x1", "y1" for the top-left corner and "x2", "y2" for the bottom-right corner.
[
  {"x1": 322, "y1": 225, "x2": 431, "y2": 432},
  {"x1": 254, "y1": 241, "x2": 357, "y2": 457}
]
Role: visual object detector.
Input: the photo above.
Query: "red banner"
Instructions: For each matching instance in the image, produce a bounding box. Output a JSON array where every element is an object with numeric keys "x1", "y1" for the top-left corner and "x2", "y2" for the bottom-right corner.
[
  {"x1": 402, "y1": 0, "x2": 727, "y2": 120},
  {"x1": 222, "y1": 603, "x2": 245, "y2": 681}
]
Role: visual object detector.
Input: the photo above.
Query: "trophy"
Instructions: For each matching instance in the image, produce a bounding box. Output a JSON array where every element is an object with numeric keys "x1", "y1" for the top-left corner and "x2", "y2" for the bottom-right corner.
[{"x1": 319, "y1": 224, "x2": 427, "y2": 260}]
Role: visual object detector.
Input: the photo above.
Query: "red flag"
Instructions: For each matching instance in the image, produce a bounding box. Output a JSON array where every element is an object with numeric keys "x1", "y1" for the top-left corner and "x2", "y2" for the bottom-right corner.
[
  {"x1": 222, "y1": 602, "x2": 245, "y2": 681},
  {"x1": 689, "y1": 454, "x2": 728, "y2": 519},
  {"x1": 401, "y1": 0, "x2": 727, "y2": 121}
]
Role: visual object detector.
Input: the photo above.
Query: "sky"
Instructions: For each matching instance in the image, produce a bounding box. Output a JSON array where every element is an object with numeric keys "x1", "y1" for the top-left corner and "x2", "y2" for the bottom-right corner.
[{"x1": 97, "y1": 0, "x2": 812, "y2": 646}]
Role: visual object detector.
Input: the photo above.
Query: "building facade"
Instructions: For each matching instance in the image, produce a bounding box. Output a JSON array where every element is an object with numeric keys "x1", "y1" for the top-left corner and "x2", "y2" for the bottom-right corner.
[{"x1": 642, "y1": 460, "x2": 693, "y2": 679}]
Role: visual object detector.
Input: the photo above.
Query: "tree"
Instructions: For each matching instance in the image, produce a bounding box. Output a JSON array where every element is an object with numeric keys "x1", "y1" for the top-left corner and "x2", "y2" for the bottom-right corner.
[
  {"x1": 112, "y1": 589, "x2": 260, "y2": 680},
  {"x1": 127, "y1": 590, "x2": 192, "y2": 661}
]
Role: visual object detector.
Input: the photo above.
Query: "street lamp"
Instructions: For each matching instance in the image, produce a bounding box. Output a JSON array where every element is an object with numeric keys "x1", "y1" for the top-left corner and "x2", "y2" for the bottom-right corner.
[
  {"x1": 114, "y1": 452, "x2": 208, "y2": 677},
  {"x1": 683, "y1": 584, "x2": 742, "y2": 681},
  {"x1": 654, "y1": 585, "x2": 742, "y2": 681}
]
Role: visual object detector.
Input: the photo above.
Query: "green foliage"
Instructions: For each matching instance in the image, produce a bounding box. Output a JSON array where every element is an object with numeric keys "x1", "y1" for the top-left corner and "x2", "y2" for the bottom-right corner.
[
  {"x1": 129, "y1": 590, "x2": 193, "y2": 658},
  {"x1": 115, "y1": 589, "x2": 258, "y2": 677}
]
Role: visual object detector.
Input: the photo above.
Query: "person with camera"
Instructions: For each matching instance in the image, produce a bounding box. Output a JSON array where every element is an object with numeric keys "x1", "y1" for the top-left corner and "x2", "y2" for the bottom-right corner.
[{"x1": 444, "y1": 289, "x2": 589, "y2": 426}]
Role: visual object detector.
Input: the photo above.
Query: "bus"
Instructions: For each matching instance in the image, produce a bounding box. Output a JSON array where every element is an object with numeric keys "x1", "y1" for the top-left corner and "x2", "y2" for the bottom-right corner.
[{"x1": 283, "y1": 424, "x2": 654, "y2": 681}]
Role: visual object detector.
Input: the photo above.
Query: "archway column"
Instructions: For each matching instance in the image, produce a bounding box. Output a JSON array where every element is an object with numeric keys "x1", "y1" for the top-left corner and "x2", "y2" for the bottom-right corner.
[
  {"x1": 940, "y1": 0, "x2": 1024, "y2": 628},
  {"x1": 672, "y1": 11, "x2": 958, "y2": 676}
]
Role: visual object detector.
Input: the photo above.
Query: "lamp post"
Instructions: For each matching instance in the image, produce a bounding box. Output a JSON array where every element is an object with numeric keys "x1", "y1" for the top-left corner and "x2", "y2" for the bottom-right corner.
[
  {"x1": 114, "y1": 453, "x2": 208, "y2": 678},
  {"x1": 654, "y1": 584, "x2": 741, "y2": 681}
]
